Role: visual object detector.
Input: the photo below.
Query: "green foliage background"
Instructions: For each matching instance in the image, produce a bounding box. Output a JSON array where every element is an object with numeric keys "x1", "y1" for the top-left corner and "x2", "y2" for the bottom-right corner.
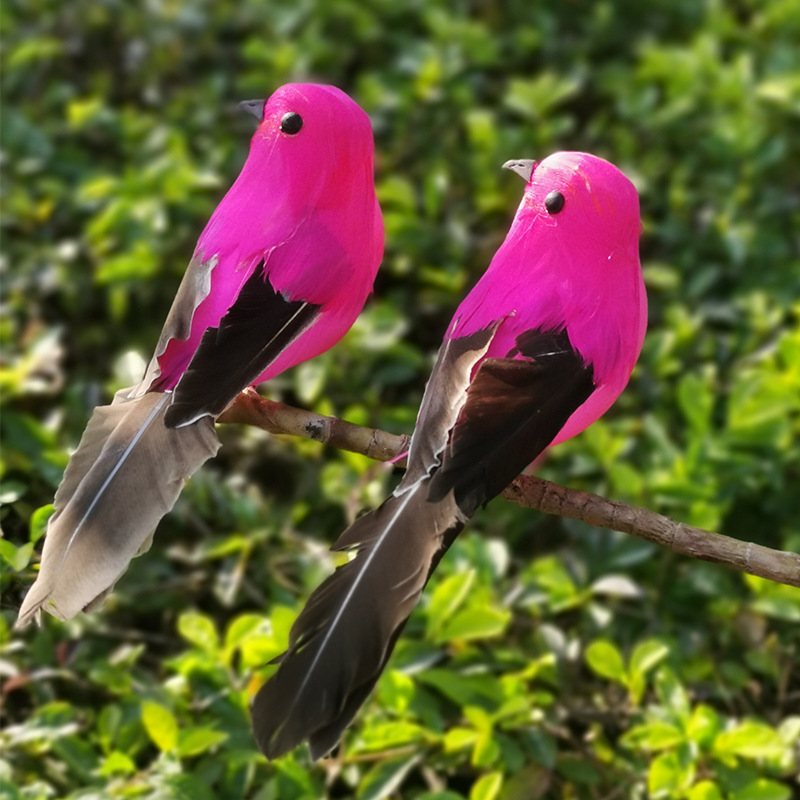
[{"x1": 2, "y1": 1, "x2": 799, "y2": 798}]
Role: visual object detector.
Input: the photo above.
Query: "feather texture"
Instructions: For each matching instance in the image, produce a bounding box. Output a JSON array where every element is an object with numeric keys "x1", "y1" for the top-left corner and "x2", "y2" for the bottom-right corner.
[
  {"x1": 18, "y1": 83, "x2": 383, "y2": 625},
  {"x1": 250, "y1": 151, "x2": 647, "y2": 759},
  {"x1": 429, "y1": 330, "x2": 594, "y2": 513},
  {"x1": 253, "y1": 481, "x2": 467, "y2": 760},
  {"x1": 252, "y1": 328, "x2": 594, "y2": 758},
  {"x1": 402, "y1": 325, "x2": 498, "y2": 486},
  {"x1": 17, "y1": 391, "x2": 219, "y2": 625},
  {"x1": 164, "y1": 265, "x2": 321, "y2": 427}
]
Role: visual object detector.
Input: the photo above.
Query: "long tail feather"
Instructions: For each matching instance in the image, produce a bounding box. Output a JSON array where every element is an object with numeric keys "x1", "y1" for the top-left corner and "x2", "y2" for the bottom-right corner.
[
  {"x1": 17, "y1": 390, "x2": 220, "y2": 626},
  {"x1": 251, "y1": 480, "x2": 466, "y2": 759}
]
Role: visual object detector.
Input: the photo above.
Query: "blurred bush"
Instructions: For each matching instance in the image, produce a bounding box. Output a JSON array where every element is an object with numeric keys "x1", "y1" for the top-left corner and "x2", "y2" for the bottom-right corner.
[{"x1": 1, "y1": 1, "x2": 798, "y2": 798}]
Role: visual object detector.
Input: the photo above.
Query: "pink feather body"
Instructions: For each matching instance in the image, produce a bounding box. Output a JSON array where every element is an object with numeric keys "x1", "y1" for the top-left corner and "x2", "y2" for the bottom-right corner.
[
  {"x1": 452, "y1": 151, "x2": 646, "y2": 444},
  {"x1": 148, "y1": 83, "x2": 383, "y2": 394},
  {"x1": 251, "y1": 151, "x2": 647, "y2": 760},
  {"x1": 18, "y1": 83, "x2": 384, "y2": 625}
]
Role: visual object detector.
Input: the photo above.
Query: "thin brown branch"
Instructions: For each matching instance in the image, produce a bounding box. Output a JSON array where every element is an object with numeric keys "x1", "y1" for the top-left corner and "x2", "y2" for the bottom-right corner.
[
  {"x1": 501, "y1": 479, "x2": 800, "y2": 588},
  {"x1": 218, "y1": 390, "x2": 800, "y2": 589},
  {"x1": 218, "y1": 388, "x2": 411, "y2": 464}
]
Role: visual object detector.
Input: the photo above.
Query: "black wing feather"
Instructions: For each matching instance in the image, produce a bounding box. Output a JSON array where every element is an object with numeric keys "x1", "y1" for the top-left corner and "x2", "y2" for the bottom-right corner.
[
  {"x1": 250, "y1": 327, "x2": 595, "y2": 760},
  {"x1": 165, "y1": 266, "x2": 321, "y2": 427},
  {"x1": 429, "y1": 329, "x2": 594, "y2": 515}
]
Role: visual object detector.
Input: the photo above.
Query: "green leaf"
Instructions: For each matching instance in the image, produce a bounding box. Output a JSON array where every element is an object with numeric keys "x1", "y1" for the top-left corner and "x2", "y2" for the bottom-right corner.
[
  {"x1": 7, "y1": 36, "x2": 64, "y2": 68},
  {"x1": 273, "y1": 757, "x2": 321, "y2": 796},
  {"x1": 377, "y1": 670, "x2": 415, "y2": 716},
  {"x1": 0, "y1": 539, "x2": 34, "y2": 571},
  {"x1": 471, "y1": 730, "x2": 500, "y2": 768},
  {"x1": 294, "y1": 358, "x2": 328, "y2": 405},
  {"x1": 464, "y1": 705, "x2": 493, "y2": 733},
  {"x1": 98, "y1": 750, "x2": 136, "y2": 777},
  {"x1": 377, "y1": 175, "x2": 417, "y2": 210},
  {"x1": 417, "y1": 794, "x2": 466, "y2": 800},
  {"x1": 356, "y1": 755, "x2": 420, "y2": 800},
  {"x1": 176, "y1": 725, "x2": 228, "y2": 757},
  {"x1": 96, "y1": 240, "x2": 160, "y2": 284},
  {"x1": 622, "y1": 720, "x2": 686, "y2": 751},
  {"x1": 525, "y1": 730, "x2": 558, "y2": 769},
  {"x1": 647, "y1": 750, "x2": 694, "y2": 797},
  {"x1": 96, "y1": 705, "x2": 122, "y2": 754},
  {"x1": 677, "y1": 370, "x2": 714, "y2": 432},
  {"x1": 745, "y1": 576, "x2": 800, "y2": 622},
  {"x1": 141, "y1": 701, "x2": 178, "y2": 752},
  {"x1": 629, "y1": 640, "x2": 670, "y2": 679},
  {"x1": 688, "y1": 780, "x2": 723, "y2": 800},
  {"x1": 687, "y1": 704, "x2": 721, "y2": 749},
  {"x1": 177, "y1": 611, "x2": 219, "y2": 653},
  {"x1": 526, "y1": 555, "x2": 584, "y2": 612},
  {"x1": 223, "y1": 613, "x2": 270, "y2": 666},
  {"x1": 654, "y1": 668, "x2": 691, "y2": 720},
  {"x1": 419, "y1": 670, "x2": 504, "y2": 708},
  {"x1": 51, "y1": 736, "x2": 98, "y2": 780},
  {"x1": 426, "y1": 569, "x2": 476, "y2": 636},
  {"x1": 358, "y1": 721, "x2": 427, "y2": 751},
  {"x1": 224, "y1": 613, "x2": 269, "y2": 652},
  {"x1": 729, "y1": 779, "x2": 792, "y2": 800},
  {"x1": 628, "y1": 639, "x2": 670, "y2": 704},
  {"x1": 443, "y1": 727, "x2": 479, "y2": 753},
  {"x1": 435, "y1": 605, "x2": 511, "y2": 643},
  {"x1": 29, "y1": 503, "x2": 54, "y2": 544},
  {"x1": 470, "y1": 771, "x2": 503, "y2": 800},
  {"x1": 584, "y1": 640, "x2": 626, "y2": 683},
  {"x1": 505, "y1": 73, "x2": 582, "y2": 119},
  {"x1": 714, "y1": 721, "x2": 788, "y2": 762}
]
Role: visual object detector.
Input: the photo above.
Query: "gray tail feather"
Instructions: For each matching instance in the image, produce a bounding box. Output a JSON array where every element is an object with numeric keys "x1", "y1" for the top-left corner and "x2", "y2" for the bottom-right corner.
[{"x1": 16, "y1": 390, "x2": 219, "y2": 626}]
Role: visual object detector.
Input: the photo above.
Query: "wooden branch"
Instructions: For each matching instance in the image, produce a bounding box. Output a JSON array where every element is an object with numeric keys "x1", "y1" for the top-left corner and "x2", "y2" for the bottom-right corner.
[
  {"x1": 218, "y1": 390, "x2": 800, "y2": 589},
  {"x1": 218, "y1": 388, "x2": 411, "y2": 464},
  {"x1": 501, "y1": 479, "x2": 800, "y2": 588}
]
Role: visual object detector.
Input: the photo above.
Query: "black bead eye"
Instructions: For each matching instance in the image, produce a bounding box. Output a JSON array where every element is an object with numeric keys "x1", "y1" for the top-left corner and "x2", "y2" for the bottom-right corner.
[
  {"x1": 280, "y1": 112, "x2": 303, "y2": 135},
  {"x1": 544, "y1": 190, "x2": 565, "y2": 215}
]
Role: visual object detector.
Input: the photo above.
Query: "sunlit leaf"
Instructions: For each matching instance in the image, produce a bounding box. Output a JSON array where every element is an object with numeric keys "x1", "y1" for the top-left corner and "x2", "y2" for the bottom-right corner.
[
  {"x1": 177, "y1": 612, "x2": 219, "y2": 654},
  {"x1": 469, "y1": 771, "x2": 502, "y2": 800},
  {"x1": 435, "y1": 605, "x2": 511, "y2": 643},
  {"x1": 141, "y1": 701, "x2": 178, "y2": 753},
  {"x1": 177, "y1": 726, "x2": 228, "y2": 757},
  {"x1": 584, "y1": 640, "x2": 626, "y2": 683},
  {"x1": 714, "y1": 721, "x2": 788, "y2": 762}
]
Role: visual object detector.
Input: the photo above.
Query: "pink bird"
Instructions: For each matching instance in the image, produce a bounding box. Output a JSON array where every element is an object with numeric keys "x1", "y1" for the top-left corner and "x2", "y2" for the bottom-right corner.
[
  {"x1": 251, "y1": 151, "x2": 647, "y2": 759},
  {"x1": 18, "y1": 83, "x2": 384, "y2": 626}
]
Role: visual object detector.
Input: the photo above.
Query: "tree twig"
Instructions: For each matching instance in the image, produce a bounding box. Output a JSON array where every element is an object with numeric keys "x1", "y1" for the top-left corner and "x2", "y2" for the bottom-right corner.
[
  {"x1": 218, "y1": 388, "x2": 411, "y2": 464},
  {"x1": 501, "y1": 479, "x2": 800, "y2": 588},
  {"x1": 218, "y1": 390, "x2": 800, "y2": 589}
]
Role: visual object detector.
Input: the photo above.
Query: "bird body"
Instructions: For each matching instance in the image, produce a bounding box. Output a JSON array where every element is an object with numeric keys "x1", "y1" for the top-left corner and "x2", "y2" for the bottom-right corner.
[
  {"x1": 251, "y1": 151, "x2": 647, "y2": 759},
  {"x1": 18, "y1": 83, "x2": 383, "y2": 626}
]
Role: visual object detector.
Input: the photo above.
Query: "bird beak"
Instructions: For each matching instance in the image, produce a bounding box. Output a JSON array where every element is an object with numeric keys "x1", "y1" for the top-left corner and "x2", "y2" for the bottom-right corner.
[
  {"x1": 239, "y1": 99, "x2": 265, "y2": 120},
  {"x1": 502, "y1": 159, "x2": 536, "y2": 183}
]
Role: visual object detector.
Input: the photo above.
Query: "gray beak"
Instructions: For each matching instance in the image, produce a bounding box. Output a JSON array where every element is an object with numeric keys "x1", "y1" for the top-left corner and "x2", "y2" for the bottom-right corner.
[
  {"x1": 502, "y1": 159, "x2": 536, "y2": 182},
  {"x1": 239, "y1": 99, "x2": 265, "y2": 120}
]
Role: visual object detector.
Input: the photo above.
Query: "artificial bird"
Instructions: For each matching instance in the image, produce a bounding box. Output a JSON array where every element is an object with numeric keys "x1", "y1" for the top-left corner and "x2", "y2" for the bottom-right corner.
[
  {"x1": 18, "y1": 83, "x2": 384, "y2": 626},
  {"x1": 251, "y1": 151, "x2": 647, "y2": 759}
]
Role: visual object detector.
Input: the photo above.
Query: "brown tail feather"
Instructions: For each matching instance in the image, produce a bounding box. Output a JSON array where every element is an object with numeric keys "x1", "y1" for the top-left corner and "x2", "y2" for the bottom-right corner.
[{"x1": 251, "y1": 481, "x2": 465, "y2": 759}]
